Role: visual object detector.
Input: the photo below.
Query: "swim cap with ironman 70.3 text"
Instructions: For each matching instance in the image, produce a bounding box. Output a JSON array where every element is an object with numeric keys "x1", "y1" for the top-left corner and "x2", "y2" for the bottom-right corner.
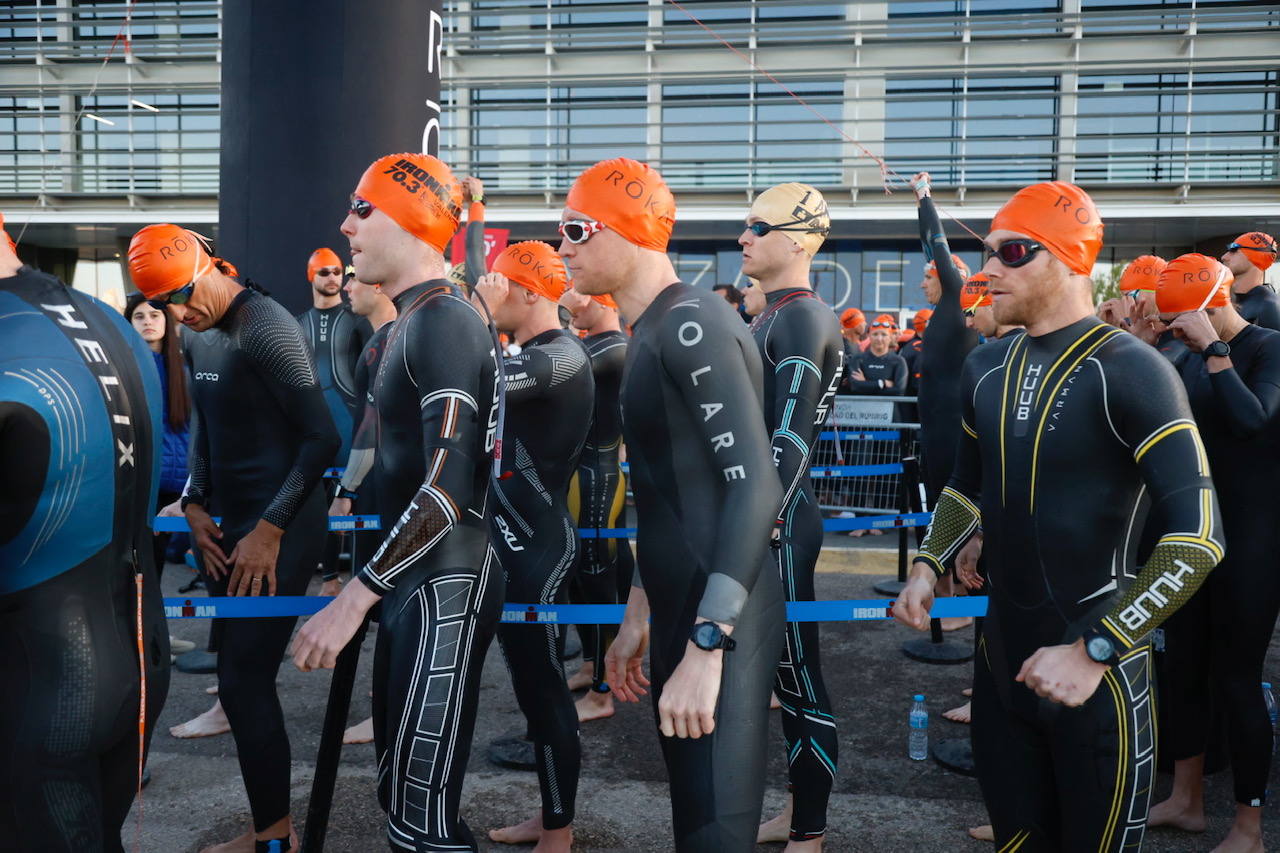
[{"x1": 354, "y1": 153, "x2": 462, "y2": 255}]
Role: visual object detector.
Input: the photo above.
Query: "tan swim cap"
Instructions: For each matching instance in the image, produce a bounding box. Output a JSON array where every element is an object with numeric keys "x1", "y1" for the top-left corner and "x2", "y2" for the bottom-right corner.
[{"x1": 748, "y1": 183, "x2": 830, "y2": 257}]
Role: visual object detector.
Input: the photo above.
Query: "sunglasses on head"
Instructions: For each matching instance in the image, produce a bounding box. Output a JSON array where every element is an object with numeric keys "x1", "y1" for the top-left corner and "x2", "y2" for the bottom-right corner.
[
  {"x1": 558, "y1": 219, "x2": 606, "y2": 244},
  {"x1": 349, "y1": 197, "x2": 374, "y2": 219},
  {"x1": 147, "y1": 280, "x2": 196, "y2": 310},
  {"x1": 983, "y1": 239, "x2": 1045, "y2": 268}
]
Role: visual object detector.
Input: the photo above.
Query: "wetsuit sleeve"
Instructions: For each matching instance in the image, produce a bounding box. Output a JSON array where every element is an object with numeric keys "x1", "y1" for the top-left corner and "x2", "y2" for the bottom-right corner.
[
  {"x1": 339, "y1": 349, "x2": 377, "y2": 494},
  {"x1": 915, "y1": 355, "x2": 983, "y2": 578},
  {"x1": 464, "y1": 200, "x2": 487, "y2": 290},
  {"x1": 358, "y1": 306, "x2": 492, "y2": 595},
  {"x1": 659, "y1": 306, "x2": 782, "y2": 627},
  {"x1": 764, "y1": 305, "x2": 842, "y2": 522},
  {"x1": 843, "y1": 352, "x2": 881, "y2": 394},
  {"x1": 917, "y1": 195, "x2": 979, "y2": 372},
  {"x1": 1206, "y1": 342, "x2": 1280, "y2": 438},
  {"x1": 239, "y1": 314, "x2": 341, "y2": 529},
  {"x1": 500, "y1": 340, "x2": 586, "y2": 405},
  {"x1": 1096, "y1": 353, "x2": 1224, "y2": 653},
  {"x1": 184, "y1": 346, "x2": 212, "y2": 508},
  {"x1": 886, "y1": 353, "x2": 908, "y2": 394}
]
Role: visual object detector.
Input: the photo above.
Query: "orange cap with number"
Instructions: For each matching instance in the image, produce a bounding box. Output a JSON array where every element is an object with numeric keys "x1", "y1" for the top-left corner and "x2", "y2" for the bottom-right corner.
[
  {"x1": 1118, "y1": 255, "x2": 1167, "y2": 293},
  {"x1": 354, "y1": 153, "x2": 462, "y2": 254},
  {"x1": 307, "y1": 248, "x2": 342, "y2": 281},
  {"x1": 1233, "y1": 231, "x2": 1277, "y2": 272},
  {"x1": 990, "y1": 182, "x2": 1103, "y2": 277},
  {"x1": 493, "y1": 241, "x2": 568, "y2": 302},
  {"x1": 127, "y1": 223, "x2": 216, "y2": 299},
  {"x1": 1155, "y1": 253, "x2": 1233, "y2": 314},
  {"x1": 960, "y1": 273, "x2": 992, "y2": 314},
  {"x1": 566, "y1": 158, "x2": 676, "y2": 252}
]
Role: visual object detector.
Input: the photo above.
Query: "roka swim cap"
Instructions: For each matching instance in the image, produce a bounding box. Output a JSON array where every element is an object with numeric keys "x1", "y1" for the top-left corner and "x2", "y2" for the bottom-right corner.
[
  {"x1": 960, "y1": 273, "x2": 993, "y2": 314},
  {"x1": 1118, "y1": 255, "x2": 1167, "y2": 293},
  {"x1": 127, "y1": 224, "x2": 216, "y2": 299},
  {"x1": 493, "y1": 241, "x2": 568, "y2": 303},
  {"x1": 1155, "y1": 253, "x2": 1233, "y2": 314},
  {"x1": 990, "y1": 182, "x2": 1103, "y2": 277},
  {"x1": 1232, "y1": 231, "x2": 1277, "y2": 272},
  {"x1": 354, "y1": 153, "x2": 462, "y2": 255},
  {"x1": 566, "y1": 158, "x2": 676, "y2": 252},
  {"x1": 748, "y1": 182, "x2": 830, "y2": 257},
  {"x1": 307, "y1": 248, "x2": 342, "y2": 281},
  {"x1": 840, "y1": 307, "x2": 865, "y2": 330}
]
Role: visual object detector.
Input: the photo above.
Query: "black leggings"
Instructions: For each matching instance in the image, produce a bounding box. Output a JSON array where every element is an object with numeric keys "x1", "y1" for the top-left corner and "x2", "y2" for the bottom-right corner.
[
  {"x1": 495, "y1": 511, "x2": 581, "y2": 831},
  {"x1": 772, "y1": 487, "x2": 837, "y2": 841},
  {"x1": 973, "y1": 635, "x2": 1154, "y2": 852},
  {"x1": 1161, "y1": 542, "x2": 1280, "y2": 806},
  {"x1": 651, "y1": 562, "x2": 784, "y2": 852},
  {"x1": 0, "y1": 557, "x2": 170, "y2": 853},
  {"x1": 568, "y1": 460, "x2": 633, "y2": 691},
  {"x1": 210, "y1": 491, "x2": 324, "y2": 832},
  {"x1": 372, "y1": 525, "x2": 502, "y2": 851}
]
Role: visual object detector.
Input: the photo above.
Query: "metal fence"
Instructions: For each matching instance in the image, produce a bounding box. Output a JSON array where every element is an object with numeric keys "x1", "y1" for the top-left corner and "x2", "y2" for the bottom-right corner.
[{"x1": 814, "y1": 395, "x2": 921, "y2": 521}]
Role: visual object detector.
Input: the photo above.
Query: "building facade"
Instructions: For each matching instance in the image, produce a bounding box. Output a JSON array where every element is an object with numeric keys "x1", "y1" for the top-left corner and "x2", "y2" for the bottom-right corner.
[{"x1": 2, "y1": 0, "x2": 1277, "y2": 312}]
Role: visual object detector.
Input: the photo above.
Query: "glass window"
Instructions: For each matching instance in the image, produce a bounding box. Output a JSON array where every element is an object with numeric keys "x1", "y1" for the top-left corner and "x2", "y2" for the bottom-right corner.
[
  {"x1": 77, "y1": 93, "x2": 220, "y2": 193},
  {"x1": 0, "y1": 97, "x2": 62, "y2": 193}
]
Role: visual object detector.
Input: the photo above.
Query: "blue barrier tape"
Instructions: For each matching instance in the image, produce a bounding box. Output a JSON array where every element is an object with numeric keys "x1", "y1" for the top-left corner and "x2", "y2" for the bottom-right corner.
[
  {"x1": 809, "y1": 464, "x2": 903, "y2": 478},
  {"x1": 153, "y1": 515, "x2": 383, "y2": 533},
  {"x1": 162, "y1": 596, "x2": 988, "y2": 622},
  {"x1": 823, "y1": 512, "x2": 932, "y2": 531},
  {"x1": 818, "y1": 430, "x2": 901, "y2": 441}
]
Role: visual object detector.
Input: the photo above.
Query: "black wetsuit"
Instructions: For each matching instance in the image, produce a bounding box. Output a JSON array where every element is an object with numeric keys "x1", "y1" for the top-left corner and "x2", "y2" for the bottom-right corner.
[
  {"x1": 748, "y1": 288, "x2": 844, "y2": 842},
  {"x1": 1160, "y1": 324, "x2": 1280, "y2": 806},
  {"x1": 0, "y1": 267, "x2": 169, "y2": 853},
  {"x1": 916, "y1": 197, "x2": 979, "y2": 504},
  {"x1": 357, "y1": 281, "x2": 502, "y2": 851},
  {"x1": 491, "y1": 328, "x2": 594, "y2": 831},
  {"x1": 338, "y1": 323, "x2": 391, "y2": 570},
  {"x1": 1156, "y1": 328, "x2": 1188, "y2": 363},
  {"x1": 567, "y1": 329, "x2": 635, "y2": 693},
  {"x1": 844, "y1": 348, "x2": 907, "y2": 395},
  {"x1": 184, "y1": 287, "x2": 339, "y2": 835},
  {"x1": 902, "y1": 336, "x2": 924, "y2": 394},
  {"x1": 1234, "y1": 284, "x2": 1280, "y2": 331},
  {"x1": 623, "y1": 283, "x2": 784, "y2": 852},
  {"x1": 917, "y1": 317, "x2": 1223, "y2": 850}
]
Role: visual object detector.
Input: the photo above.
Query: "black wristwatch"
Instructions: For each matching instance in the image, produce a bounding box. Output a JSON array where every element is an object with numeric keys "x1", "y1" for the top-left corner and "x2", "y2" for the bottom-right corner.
[
  {"x1": 179, "y1": 494, "x2": 203, "y2": 513},
  {"x1": 1202, "y1": 340, "x2": 1231, "y2": 360},
  {"x1": 690, "y1": 621, "x2": 736, "y2": 652},
  {"x1": 1081, "y1": 629, "x2": 1119, "y2": 667}
]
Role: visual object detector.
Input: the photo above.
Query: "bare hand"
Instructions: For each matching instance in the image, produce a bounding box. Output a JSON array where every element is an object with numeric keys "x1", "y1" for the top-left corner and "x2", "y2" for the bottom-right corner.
[
  {"x1": 1168, "y1": 311, "x2": 1218, "y2": 352},
  {"x1": 472, "y1": 272, "x2": 510, "y2": 313},
  {"x1": 1127, "y1": 299, "x2": 1160, "y2": 345},
  {"x1": 185, "y1": 504, "x2": 227, "y2": 577},
  {"x1": 851, "y1": 369, "x2": 866, "y2": 382},
  {"x1": 1015, "y1": 639, "x2": 1109, "y2": 707},
  {"x1": 955, "y1": 532, "x2": 984, "y2": 591},
  {"x1": 328, "y1": 496, "x2": 352, "y2": 517},
  {"x1": 226, "y1": 521, "x2": 283, "y2": 597},
  {"x1": 894, "y1": 566, "x2": 937, "y2": 631},
  {"x1": 291, "y1": 578, "x2": 380, "y2": 671},
  {"x1": 912, "y1": 171, "x2": 931, "y2": 200},
  {"x1": 461, "y1": 176, "x2": 484, "y2": 201},
  {"x1": 658, "y1": 642, "x2": 724, "y2": 739},
  {"x1": 604, "y1": 619, "x2": 651, "y2": 703},
  {"x1": 158, "y1": 498, "x2": 183, "y2": 517},
  {"x1": 1095, "y1": 298, "x2": 1128, "y2": 329}
]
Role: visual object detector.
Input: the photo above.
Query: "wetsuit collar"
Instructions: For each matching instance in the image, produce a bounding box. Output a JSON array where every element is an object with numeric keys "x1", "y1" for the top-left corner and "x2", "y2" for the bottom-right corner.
[
  {"x1": 524, "y1": 327, "x2": 568, "y2": 348},
  {"x1": 391, "y1": 279, "x2": 458, "y2": 313},
  {"x1": 1023, "y1": 315, "x2": 1102, "y2": 347},
  {"x1": 214, "y1": 287, "x2": 255, "y2": 330},
  {"x1": 763, "y1": 286, "x2": 812, "y2": 305}
]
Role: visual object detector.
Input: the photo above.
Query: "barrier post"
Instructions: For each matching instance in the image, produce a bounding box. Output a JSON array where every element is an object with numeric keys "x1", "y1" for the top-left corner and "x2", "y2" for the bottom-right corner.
[{"x1": 874, "y1": 435, "x2": 914, "y2": 597}]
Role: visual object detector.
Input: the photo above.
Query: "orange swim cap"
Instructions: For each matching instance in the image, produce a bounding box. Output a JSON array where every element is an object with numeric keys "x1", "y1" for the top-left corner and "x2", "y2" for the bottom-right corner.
[
  {"x1": 871, "y1": 313, "x2": 898, "y2": 330},
  {"x1": 307, "y1": 248, "x2": 342, "y2": 281},
  {"x1": 127, "y1": 224, "x2": 215, "y2": 299},
  {"x1": 0, "y1": 212, "x2": 15, "y2": 254},
  {"x1": 960, "y1": 273, "x2": 992, "y2": 314},
  {"x1": 1118, "y1": 255, "x2": 1167, "y2": 293},
  {"x1": 990, "y1": 182, "x2": 1103, "y2": 277},
  {"x1": 912, "y1": 308, "x2": 933, "y2": 334},
  {"x1": 354, "y1": 153, "x2": 462, "y2": 254},
  {"x1": 840, "y1": 307, "x2": 865, "y2": 330},
  {"x1": 898, "y1": 328, "x2": 916, "y2": 345},
  {"x1": 589, "y1": 292, "x2": 618, "y2": 310},
  {"x1": 493, "y1": 241, "x2": 568, "y2": 303},
  {"x1": 926, "y1": 255, "x2": 970, "y2": 280},
  {"x1": 1155, "y1": 254, "x2": 1233, "y2": 314},
  {"x1": 566, "y1": 158, "x2": 676, "y2": 252},
  {"x1": 1232, "y1": 231, "x2": 1277, "y2": 272}
]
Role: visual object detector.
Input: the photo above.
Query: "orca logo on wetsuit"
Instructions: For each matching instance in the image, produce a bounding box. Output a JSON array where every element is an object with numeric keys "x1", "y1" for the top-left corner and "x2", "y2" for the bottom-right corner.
[{"x1": 195, "y1": 372, "x2": 220, "y2": 381}]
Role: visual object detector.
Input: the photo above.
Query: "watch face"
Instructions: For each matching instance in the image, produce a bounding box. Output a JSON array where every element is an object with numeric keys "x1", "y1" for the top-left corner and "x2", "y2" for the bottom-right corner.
[
  {"x1": 1087, "y1": 635, "x2": 1114, "y2": 663},
  {"x1": 693, "y1": 623, "x2": 720, "y2": 649}
]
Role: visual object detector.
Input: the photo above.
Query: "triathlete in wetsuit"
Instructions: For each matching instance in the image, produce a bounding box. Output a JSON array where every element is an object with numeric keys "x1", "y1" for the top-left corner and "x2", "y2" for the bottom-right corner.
[
  {"x1": 740, "y1": 182, "x2": 844, "y2": 846},
  {"x1": 845, "y1": 315, "x2": 907, "y2": 395},
  {"x1": 565, "y1": 159, "x2": 784, "y2": 852},
  {"x1": 1145, "y1": 254, "x2": 1280, "y2": 850},
  {"x1": 559, "y1": 288, "x2": 634, "y2": 710},
  {"x1": 476, "y1": 241, "x2": 593, "y2": 848},
  {"x1": 291, "y1": 153, "x2": 502, "y2": 852},
  {"x1": 0, "y1": 254, "x2": 169, "y2": 853},
  {"x1": 913, "y1": 173, "x2": 979, "y2": 504},
  {"x1": 1223, "y1": 231, "x2": 1280, "y2": 331},
  {"x1": 128, "y1": 224, "x2": 339, "y2": 852},
  {"x1": 896, "y1": 183, "x2": 1223, "y2": 851}
]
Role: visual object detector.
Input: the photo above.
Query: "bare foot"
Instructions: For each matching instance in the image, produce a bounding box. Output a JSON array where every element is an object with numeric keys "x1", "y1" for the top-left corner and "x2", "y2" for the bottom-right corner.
[
  {"x1": 785, "y1": 838, "x2": 823, "y2": 852},
  {"x1": 757, "y1": 803, "x2": 792, "y2": 844},
  {"x1": 343, "y1": 716, "x2": 374, "y2": 744},
  {"x1": 576, "y1": 689, "x2": 615, "y2": 723},
  {"x1": 320, "y1": 578, "x2": 342, "y2": 598},
  {"x1": 943, "y1": 701, "x2": 971, "y2": 724},
  {"x1": 205, "y1": 684, "x2": 219, "y2": 695},
  {"x1": 1211, "y1": 826, "x2": 1264, "y2": 853},
  {"x1": 940, "y1": 616, "x2": 973, "y2": 632},
  {"x1": 962, "y1": 687, "x2": 972, "y2": 698},
  {"x1": 171, "y1": 699, "x2": 230, "y2": 739},
  {"x1": 566, "y1": 662, "x2": 594, "y2": 692},
  {"x1": 770, "y1": 691, "x2": 782, "y2": 710},
  {"x1": 199, "y1": 828, "x2": 297, "y2": 853},
  {"x1": 968, "y1": 825, "x2": 994, "y2": 842},
  {"x1": 1147, "y1": 795, "x2": 1206, "y2": 832},
  {"x1": 489, "y1": 817, "x2": 572, "y2": 852}
]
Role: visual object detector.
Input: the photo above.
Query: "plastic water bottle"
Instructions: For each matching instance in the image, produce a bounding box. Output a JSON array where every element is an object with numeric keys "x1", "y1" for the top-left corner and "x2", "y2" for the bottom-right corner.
[
  {"x1": 1264, "y1": 683, "x2": 1277, "y2": 755},
  {"x1": 909, "y1": 694, "x2": 929, "y2": 760}
]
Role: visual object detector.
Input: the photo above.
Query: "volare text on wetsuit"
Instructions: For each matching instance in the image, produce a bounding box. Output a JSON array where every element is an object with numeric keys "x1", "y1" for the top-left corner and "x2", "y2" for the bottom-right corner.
[{"x1": 681, "y1": 319, "x2": 746, "y2": 483}]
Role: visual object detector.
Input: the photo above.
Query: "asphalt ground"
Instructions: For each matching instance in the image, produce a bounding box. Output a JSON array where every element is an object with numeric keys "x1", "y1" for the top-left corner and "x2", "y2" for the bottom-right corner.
[{"x1": 130, "y1": 543, "x2": 1280, "y2": 852}]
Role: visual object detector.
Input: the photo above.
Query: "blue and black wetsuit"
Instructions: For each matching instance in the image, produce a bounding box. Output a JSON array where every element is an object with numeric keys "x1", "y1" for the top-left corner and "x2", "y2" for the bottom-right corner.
[
  {"x1": 567, "y1": 329, "x2": 634, "y2": 693},
  {"x1": 0, "y1": 266, "x2": 169, "y2": 853},
  {"x1": 748, "y1": 287, "x2": 844, "y2": 843},
  {"x1": 184, "y1": 286, "x2": 339, "y2": 837},
  {"x1": 917, "y1": 317, "x2": 1223, "y2": 850},
  {"x1": 623, "y1": 283, "x2": 784, "y2": 852},
  {"x1": 357, "y1": 280, "x2": 502, "y2": 851},
  {"x1": 491, "y1": 328, "x2": 594, "y2": 831}
]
